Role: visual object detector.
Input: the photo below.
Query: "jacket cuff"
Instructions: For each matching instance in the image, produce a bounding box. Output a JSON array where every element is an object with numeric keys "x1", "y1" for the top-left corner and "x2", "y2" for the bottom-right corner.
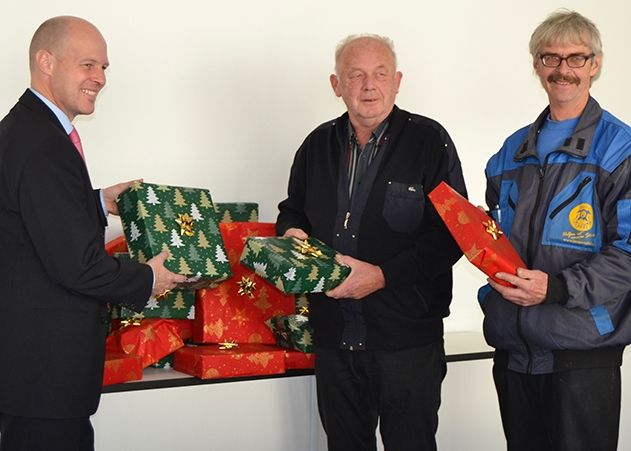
[{"x1": 544, "y1": 275, "x2": 569, "y2": 305}]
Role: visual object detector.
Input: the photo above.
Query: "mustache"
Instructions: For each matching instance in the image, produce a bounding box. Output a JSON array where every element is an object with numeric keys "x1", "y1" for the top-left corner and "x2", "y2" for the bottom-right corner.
[{"x1": 547, "y1": 73, "x2": 580, "y2": 85}]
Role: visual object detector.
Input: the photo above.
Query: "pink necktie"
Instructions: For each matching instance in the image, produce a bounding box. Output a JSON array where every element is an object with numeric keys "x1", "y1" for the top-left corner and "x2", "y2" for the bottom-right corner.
[{"x1": 69, "y1": 127, "x2": 85, "y2": 160}]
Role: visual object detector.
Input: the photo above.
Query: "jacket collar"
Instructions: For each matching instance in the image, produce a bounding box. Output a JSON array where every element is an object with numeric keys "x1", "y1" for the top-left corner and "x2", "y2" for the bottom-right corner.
[
  {"x1": 18, "y1": 89, "x2": 66, "y2": 133},
  {"x1": 334, "y1": 105, "x2": 405, "y2": 145},
  {"x1": 515, "y1": 96, "x2": 603, "y2": 161}
]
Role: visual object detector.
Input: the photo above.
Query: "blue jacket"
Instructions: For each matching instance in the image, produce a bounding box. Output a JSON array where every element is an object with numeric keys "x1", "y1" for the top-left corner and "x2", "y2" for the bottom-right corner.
[{"x1": 481, "y1": 97, "x2": 631, "y2": 374}]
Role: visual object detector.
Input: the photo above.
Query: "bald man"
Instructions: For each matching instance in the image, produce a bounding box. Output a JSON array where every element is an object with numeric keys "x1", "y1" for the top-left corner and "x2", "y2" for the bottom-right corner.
[{"x1": 0, "y1": 16, "x2": 185, "y2": 451}]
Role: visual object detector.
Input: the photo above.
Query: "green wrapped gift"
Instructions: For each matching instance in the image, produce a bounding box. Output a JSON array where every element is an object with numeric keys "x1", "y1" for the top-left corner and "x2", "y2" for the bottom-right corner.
[
  {"x1": 214, "y1": 202, "x2": 259, "y2": 223},
  {"x1": 267, "y1": 314, "x2": 314, "y2": 353},
  {"x1": 239, "y1": 236, "x2": 350, "y2": 293},
  {"x1": 111, "y1": 289, "x2": 195, "y2": 320},
  {"x1": 150, "y1": 354, "x2": 175, "y2": 369},
  {"x1": 117, "y1": 182, "x2": 232, "y2": 290},
  {"x1": 111, "y1": 253, "x2": 195, "y2": 320}
]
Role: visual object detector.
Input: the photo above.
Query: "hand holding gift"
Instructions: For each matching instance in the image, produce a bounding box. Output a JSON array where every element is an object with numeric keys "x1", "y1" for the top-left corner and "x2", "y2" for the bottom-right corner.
[{"x1": 428, "y1": 181, "x2": 526, "y2": 287}]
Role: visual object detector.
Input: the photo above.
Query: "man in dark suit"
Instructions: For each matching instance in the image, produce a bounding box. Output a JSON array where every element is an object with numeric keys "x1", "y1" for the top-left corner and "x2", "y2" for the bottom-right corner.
[{"x1": 0, "y1": 16, "x2": 186, "y2": 451}]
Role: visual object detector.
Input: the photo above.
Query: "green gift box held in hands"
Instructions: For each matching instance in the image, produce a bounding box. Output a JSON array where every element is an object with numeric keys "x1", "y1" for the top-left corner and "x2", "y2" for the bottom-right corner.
[
  {"x1": 117, "y1": 182, "x2": 232, "y2": 289},
  {"x1": 239, "y1": 236, "x2": 350, "y2": 293}
]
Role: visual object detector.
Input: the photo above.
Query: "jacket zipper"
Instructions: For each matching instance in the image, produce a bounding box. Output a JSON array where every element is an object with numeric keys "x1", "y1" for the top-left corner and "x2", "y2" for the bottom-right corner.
[
  {"x1": 522, "y1": 161, "x2": 548, "y2": 374},
  {"x1": 548, "y1": 176, "x2": 592, "y2": 219}
]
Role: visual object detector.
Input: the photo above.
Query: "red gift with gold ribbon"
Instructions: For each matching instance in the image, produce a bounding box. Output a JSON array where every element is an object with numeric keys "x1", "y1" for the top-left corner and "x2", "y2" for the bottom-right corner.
[
  {"x1": 193, "y1": 222, "x2": 295, "y2": 344},
  {"x1": 428, "y1": 181, "x2": 526, "y2": 287},
  {"x1": 105, "y1": 318, "x2": 184, "y2": 367},
  {"x1": 173, "y1": 343, "x2": 286, "y2": 379},
  {"x1": 102, "y1": 352, "x2": 143, "y2": 386}
]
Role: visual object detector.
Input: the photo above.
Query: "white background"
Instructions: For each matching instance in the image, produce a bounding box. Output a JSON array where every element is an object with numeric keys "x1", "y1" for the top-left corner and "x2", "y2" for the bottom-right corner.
[{"x1": 2, "y1": 0, "x2": 630, "y2": 333}]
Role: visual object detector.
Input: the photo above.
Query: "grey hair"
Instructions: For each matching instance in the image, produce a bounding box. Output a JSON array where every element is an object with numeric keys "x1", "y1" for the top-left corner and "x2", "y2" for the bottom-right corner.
[
  {"x1": 529, "y1": 9, "x2": 602, "y2": 57},
  {"x1": 334, "y1": 34, "x2": 397, "y2": 74}
]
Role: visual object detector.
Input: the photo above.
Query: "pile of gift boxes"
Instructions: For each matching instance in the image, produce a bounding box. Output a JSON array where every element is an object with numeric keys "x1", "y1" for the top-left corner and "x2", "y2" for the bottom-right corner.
[
  {"x1": 102, "y1": 181, "x2": 523, "y2": 386},
  {"x1": 102, "y1": 182, "x2": 350, "y2": 386}
]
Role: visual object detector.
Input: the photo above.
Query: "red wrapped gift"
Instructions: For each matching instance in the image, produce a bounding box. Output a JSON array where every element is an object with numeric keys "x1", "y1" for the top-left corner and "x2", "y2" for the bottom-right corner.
[
  {"x1": 105, "y1": 235, "x2": 128, "y2": 256},
  {"x1": 283, "y1": 350, "x2": 315, "y2": 370},
  {"x1": 428, "y1": 182, "x2": 526, "y2": 287},
  {"x1": 106, "y1": 319, "x2": 184, "y2": 367},
  {"x1": 193, "y1": 222, "x2": 295, "y2": 344},
  {"x1": 103, "y1": 352, "x2": 143, "y2": 386},
  {"x1": 110, "y1": 318, "x2": 193, "y2": 341},
  {"x1": 173, "y1": 343, "x2": 286, "y2": 379}
]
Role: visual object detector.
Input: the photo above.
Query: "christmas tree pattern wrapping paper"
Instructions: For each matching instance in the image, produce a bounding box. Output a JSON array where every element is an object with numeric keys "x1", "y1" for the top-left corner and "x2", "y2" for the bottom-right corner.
[
  {"x1": 266, "y1": 314, "x2": 314, "y2": 353},
  {"x1": 150, "y1": 354, "x2": 175, "y2": 369},
  {"x1": 117, "y1": 182, "x2": 232, "y2": 290},
  {"x1": 239, "y1": 236, "x2": 350, "y2": 294},
  {"x1": 105, "y1": 319, "x2": 184, "y2": 367},
  {"x1": 193, "y1": 222, "x2": 295, "y2": 344},
  {"x1": 427, "y1": 181, "x2": 526, "y2": 287},
  {"x1": 103, "y1": 352, "x2": 143, "y2": 386},
  {"x1": 214, "y1": 202, "x2": 259, "y2": 223},
  {"x1": 110, "y1": 253, "x2": 196, "y2": 320},
  {"x1": 283, "y1": 350, "x2": 315, "y2": 370},
  {"x1": 173, "y1": 343, "x2": 286, "y2": 380}
]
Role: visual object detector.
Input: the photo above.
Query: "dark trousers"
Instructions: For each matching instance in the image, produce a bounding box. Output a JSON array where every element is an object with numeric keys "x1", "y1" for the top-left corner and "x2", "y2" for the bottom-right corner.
[
  {"x1": 493, "y1": 362, "x2": 621, "y2": 451},
  {"x1": 0, "y1": 413, "x2": 94, "y2": 451},
  {"x1": 315, "y1": 341, "x2": 446, "y2": 451}
]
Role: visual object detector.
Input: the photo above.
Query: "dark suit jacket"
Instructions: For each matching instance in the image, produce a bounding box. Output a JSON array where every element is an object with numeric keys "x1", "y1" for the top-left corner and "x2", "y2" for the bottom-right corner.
[{"x1": 0, "y1": 90, "x2": 153, "y2": 418}]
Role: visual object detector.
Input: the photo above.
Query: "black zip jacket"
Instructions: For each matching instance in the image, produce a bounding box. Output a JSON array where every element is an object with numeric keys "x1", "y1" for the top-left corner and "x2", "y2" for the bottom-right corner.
[{"x1": 276, "y1": 106, "x2": 467, "y2": 350}]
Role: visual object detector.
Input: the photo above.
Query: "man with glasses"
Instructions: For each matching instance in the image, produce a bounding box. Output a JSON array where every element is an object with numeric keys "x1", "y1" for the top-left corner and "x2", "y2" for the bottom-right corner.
[{"x1": 480, "y1": 9, "x2": 631, "y2": 451}]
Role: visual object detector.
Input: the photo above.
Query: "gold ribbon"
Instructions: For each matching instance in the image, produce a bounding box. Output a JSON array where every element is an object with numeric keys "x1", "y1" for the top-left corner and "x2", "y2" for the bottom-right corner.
[
  {"x1": 175, "y1": 213, "x2": 195, "y2": 237},
  {"x1": 120, "y1": 318, "x2": 142, "y2": 328},
  {"x1": 156, "y1": 289, "x2": 172, "y2": 300},
  {"x1": 237, "y1": 276, "x2": 256, "y2": 299},
  {"x1": 294, "y1": 240, "x2": 323, "y2": 258},
  {"x1": 219, "y1": 341, "x2": 238, "y2": 350},
  {"x1": 482, "y1": 219, "x2": 504, "y2": 240},
  {"x1": 298, "y1": 306, "x2": 309, "y2": 316}
]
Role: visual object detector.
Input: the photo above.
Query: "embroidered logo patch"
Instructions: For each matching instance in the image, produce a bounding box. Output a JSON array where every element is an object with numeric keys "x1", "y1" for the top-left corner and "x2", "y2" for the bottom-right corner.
[{"x1": 569, "y1": 203, "x2": 594, "y2": 232}]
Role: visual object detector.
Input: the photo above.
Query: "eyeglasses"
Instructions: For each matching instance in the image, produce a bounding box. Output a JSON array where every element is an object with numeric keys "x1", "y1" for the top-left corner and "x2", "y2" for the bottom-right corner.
[{"x1": 538, "y1": 53, "x2": 595, "y2": 68}]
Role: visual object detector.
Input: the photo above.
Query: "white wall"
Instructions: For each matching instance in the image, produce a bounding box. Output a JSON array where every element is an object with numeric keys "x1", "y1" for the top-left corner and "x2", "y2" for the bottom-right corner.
[{"x1": 2, "y1": 0, "x2": 630, "y2": 332}]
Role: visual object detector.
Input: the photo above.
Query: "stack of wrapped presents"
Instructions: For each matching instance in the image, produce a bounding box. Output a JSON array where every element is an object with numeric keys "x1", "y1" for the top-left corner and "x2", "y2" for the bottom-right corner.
[{"x1": 102, "y1": 182, "x2": 348, "y2": 386}]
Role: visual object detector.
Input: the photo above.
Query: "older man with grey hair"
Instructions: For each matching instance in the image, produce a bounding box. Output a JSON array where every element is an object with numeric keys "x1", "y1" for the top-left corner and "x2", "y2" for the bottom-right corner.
[{"x1": 277, "y1": 33, "x2": 466, "y2": 451}]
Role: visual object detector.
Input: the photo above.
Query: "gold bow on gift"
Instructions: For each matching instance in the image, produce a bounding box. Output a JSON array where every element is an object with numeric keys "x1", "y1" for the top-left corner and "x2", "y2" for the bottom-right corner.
[
  {"x1": 175, "y1": 213, "x2": 195, "y2": 237},
  {"x1": 482, "y1": 219, "x2": 504, "y2": 240},
  {"x1": 120, "y1": 317, "x2": 143, "y2": 328},
  {"x1": 294, "y1": 240, "x2": 323, "y2": 258},
  {"x1": 237, "y1": 276, "x2": 256, "y2": 299},
  {"x1": 218, "y1": 341, "x2": 238, "y2": 350}
]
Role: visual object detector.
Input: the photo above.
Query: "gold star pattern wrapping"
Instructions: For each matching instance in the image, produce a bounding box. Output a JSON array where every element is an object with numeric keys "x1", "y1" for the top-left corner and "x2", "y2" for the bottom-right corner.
[
  {"x1": 105, "y1": 319, "x2": 184, "y2": 367},
  {"x1": 193, "y1": 223, "x2": 295, "y2": 345},
  {"x1": 427, "y1": 181, "x2": 526, "y2": 287},
  {"x1": 103, "y1": 352, "x2": 143, "y2": 386},
  {"x1": 240, "y1": 236, "x2": 350, "y2": 294},
  {"x1": 173, "y1": 343, "x2": 286, "y2": 380},
  {"x1": 117, "y1": 182, "x2": 232, "y2": 290}
]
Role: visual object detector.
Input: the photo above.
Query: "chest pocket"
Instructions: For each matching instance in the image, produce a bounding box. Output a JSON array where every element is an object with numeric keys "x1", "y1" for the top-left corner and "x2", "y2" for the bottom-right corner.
[
  {"x1": 542, "y1": 172, "x2": 601, "y2": 252},
  {"x1": 382, "y1": 181, "x2": 424, "y2": 233}
]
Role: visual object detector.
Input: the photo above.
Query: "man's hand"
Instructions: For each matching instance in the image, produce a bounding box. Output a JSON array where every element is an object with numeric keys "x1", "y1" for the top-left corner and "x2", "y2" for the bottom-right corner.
[
  {"x1": 146, "y1": 251, "x2": 187, "y2": 297},
  {"x1": 489, "y1": 267, "x2": 548, "y2": 307},
  {"x1": 283, "y1": 227, "x2": 308, "y2": 240},
  {"x1": 325, "y1": 254, "x2": 385, "y2": 300},
  {"x1": 102, "y1": 179, "x2": 141, "y2": 215}
]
